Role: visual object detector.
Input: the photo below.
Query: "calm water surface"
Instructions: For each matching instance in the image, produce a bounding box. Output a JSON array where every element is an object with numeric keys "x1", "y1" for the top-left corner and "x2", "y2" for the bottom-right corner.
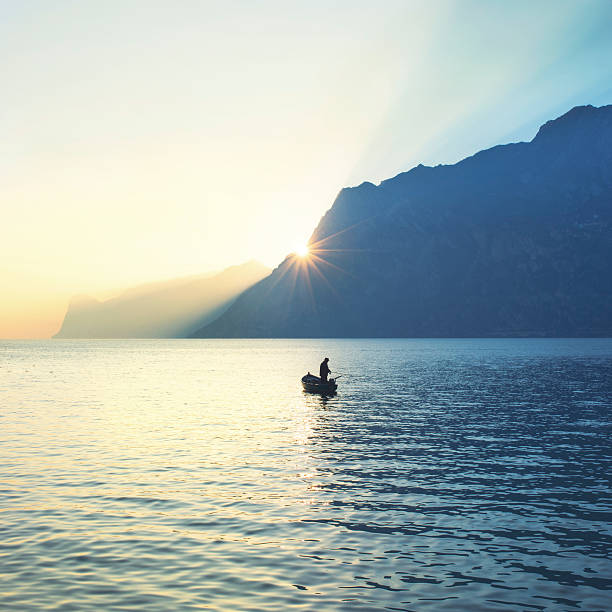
[{"x1": 1, "y1": 339, "x2": 611, "y2": 611}]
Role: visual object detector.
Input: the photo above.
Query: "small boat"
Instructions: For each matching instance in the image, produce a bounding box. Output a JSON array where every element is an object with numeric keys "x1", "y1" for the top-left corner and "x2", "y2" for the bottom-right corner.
[{"x1": 301, "y1": 372, "x2": 338, "y2": 394}]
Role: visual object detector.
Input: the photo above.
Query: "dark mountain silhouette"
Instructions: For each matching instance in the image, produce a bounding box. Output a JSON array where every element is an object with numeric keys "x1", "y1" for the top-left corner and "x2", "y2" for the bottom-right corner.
[
  {"x1": 54, "y1": 261, "x2": 269, "y2": 338},
  {"x1": 193, "y1": 104, "x2": 612, "y2": 338}
]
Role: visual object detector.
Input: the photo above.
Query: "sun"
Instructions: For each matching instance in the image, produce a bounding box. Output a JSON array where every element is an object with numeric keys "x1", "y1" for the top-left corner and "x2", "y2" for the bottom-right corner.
[{"x1": 295, "y1": 244, "x2": 310, "y2": 257}]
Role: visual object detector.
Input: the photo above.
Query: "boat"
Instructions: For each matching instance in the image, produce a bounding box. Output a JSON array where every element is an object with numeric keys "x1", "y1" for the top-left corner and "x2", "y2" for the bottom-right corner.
[{"x1": 301, "y1": 372, "x2": 338, "y2": 394}]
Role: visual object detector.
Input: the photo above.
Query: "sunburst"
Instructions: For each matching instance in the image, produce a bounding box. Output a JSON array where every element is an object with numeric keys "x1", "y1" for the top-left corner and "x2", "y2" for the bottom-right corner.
[{"x1": 267, "y1": 229, "x2": 371, "y2": 314}]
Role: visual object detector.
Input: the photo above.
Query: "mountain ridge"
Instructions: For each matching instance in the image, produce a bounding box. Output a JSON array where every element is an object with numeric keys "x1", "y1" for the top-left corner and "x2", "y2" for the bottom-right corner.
[
  {"x1": 54, "y1": 261, "x2": 270, "y2": 338},
  {"x1": 193, "y1": 104, "x2": 612, "y2": 338}
]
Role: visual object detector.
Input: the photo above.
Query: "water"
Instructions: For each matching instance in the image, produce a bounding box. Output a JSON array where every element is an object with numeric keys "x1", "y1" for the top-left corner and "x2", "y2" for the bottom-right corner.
[{"x1": 1, "y1": 339, "x2": 611, "y2": 611}]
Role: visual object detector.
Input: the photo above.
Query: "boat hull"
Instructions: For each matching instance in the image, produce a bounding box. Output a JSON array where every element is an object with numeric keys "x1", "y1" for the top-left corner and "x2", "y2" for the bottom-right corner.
[{"x1": 301, "y1": 374, "x2": 337, "y2": 394}]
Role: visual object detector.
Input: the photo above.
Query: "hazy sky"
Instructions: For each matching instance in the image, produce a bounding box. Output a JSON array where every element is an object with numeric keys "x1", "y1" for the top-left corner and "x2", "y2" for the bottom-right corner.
[{"x1": 2, "y1": 0, "x2": 612, "y2": 338}]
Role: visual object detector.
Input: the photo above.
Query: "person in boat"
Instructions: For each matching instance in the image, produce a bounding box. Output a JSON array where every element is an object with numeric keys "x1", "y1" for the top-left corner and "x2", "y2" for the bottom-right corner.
[{"x1": 319, "y1": 357, "x2": 331, "y2": 383}]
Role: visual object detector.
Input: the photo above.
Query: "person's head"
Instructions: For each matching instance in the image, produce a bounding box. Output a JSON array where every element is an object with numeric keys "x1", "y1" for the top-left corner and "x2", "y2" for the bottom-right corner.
[{"x1": 324, "y1": 357, "x2": 329, "y2": 362}]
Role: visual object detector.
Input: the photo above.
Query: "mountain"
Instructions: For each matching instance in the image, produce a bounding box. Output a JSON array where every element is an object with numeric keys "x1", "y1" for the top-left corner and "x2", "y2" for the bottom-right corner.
[
  {"x1": 194, "y1": 104, "x2": 612, "y2": 338},
  {"x1": 54, "y1": 261, "x2": 270, "y2": 338}
]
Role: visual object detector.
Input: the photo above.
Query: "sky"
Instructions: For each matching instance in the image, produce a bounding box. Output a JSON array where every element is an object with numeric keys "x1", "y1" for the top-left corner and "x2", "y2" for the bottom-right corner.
[{"x1": 2, "y1": 0, "x2": 612, "y2": 338}]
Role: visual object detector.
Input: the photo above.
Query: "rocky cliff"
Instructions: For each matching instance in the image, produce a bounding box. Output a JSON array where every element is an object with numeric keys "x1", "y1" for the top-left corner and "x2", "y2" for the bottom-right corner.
[{"x1": 194, "y1": 105, "x2": 612, "y2": 337}]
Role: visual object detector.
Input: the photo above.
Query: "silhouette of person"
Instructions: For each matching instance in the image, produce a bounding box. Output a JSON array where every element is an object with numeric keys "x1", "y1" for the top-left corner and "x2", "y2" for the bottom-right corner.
[{"x1": 319, "y1": 357, "x2": 330, "y2": 382}]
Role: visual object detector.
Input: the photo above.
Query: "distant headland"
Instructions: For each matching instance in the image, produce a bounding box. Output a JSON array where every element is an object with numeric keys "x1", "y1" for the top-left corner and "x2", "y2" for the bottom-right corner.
[{"x1": 54, "y1": 261, "x2": 269, "y2": 338}]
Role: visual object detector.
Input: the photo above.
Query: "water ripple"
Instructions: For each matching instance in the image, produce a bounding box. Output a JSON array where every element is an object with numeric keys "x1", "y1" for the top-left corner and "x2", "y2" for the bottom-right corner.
[{"x1": 0, "y1": 338, "x2": 611, "y2": 610}]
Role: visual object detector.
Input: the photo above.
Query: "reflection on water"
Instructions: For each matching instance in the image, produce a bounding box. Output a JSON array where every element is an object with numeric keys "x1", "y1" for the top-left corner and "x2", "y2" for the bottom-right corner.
[{"x1": 0, "y1": 339, "x2": 611, "y2": 611}]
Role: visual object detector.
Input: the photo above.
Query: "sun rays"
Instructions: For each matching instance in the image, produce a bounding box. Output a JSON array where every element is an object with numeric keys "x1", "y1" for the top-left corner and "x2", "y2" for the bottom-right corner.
[{"x1": 262, "y1": 231, "x2": 366, "y2": 315}]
